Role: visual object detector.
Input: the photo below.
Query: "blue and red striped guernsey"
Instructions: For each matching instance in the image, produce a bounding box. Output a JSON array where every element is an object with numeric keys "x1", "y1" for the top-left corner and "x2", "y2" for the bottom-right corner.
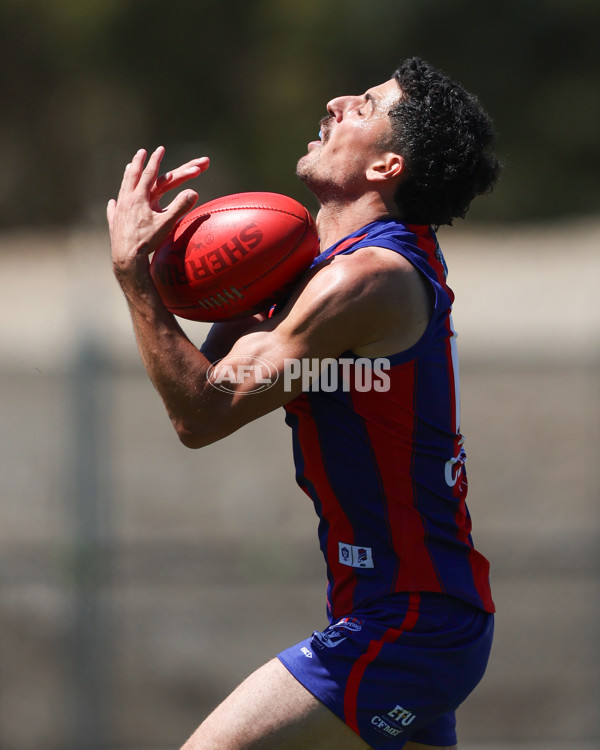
[{"x1": 284, "y1": 219, "x2": 495, "y2": 619}]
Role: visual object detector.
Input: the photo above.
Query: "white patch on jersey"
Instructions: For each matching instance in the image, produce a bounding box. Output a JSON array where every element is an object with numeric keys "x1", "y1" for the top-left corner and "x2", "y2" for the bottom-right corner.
[{"x1": 338, "y1": 542, "x2": 374, "y2": 568}]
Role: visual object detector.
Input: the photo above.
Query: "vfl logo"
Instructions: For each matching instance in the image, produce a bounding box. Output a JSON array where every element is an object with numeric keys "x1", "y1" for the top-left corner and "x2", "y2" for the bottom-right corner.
[
  {"x1": 335, "y1": 617, "x2": 364, "y2": 633},
  {"x1": 311, "y1": 616, "x2": 364, "y2": 651},
  {"x1": 311, "y1": 629, "x2": 347, "y2": 650},
  {"x1": 207, "y1": 355, "x2": 279, "y2": 394}
]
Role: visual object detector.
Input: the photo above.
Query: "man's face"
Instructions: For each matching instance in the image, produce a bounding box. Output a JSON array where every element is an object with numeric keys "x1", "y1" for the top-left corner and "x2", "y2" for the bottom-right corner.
[{"x1": 297, "y1": 79, "x2": 402, "y2": 200}]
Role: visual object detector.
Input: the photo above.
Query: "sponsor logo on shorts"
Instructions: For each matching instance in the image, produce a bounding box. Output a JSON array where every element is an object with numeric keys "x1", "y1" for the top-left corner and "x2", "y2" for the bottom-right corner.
[
  {"x1": 371, "y1": 705, "x2": 417, "y2": 739},
  {"x1": 300, "y1": 646, "x2": 313, "y2": 658},
  {"x1": 387, "y1": 705, "x2": 417, "y2": 726},
  {"x1": 338, "y1": 542, "x2": 374, "y2": 569},
  {"x1": 370, "y1": 715, "x2": 404, "y2": 738}
]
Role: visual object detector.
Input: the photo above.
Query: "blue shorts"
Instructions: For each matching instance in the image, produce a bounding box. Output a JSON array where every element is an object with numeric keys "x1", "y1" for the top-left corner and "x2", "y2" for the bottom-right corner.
[{"x1": 277, "y1": 593, "x2": 494, "y2": 749}]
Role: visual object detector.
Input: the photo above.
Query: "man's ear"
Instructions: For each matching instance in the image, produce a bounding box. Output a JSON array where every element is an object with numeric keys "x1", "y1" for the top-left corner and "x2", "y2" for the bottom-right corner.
[{"x1": 367, "y1": 153, "x2": 405, "y2": 183}]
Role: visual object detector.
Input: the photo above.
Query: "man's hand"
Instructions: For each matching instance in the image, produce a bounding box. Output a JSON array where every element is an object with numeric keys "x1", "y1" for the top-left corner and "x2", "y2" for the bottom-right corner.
[{"x1": 106, "y1": 146, "x2": 209, "y2": 284}]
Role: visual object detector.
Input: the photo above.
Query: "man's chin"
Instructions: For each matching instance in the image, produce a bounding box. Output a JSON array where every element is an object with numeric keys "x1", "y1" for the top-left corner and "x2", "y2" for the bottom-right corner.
[
  {"x1": 295, "y1": 155, "x2": 313, "y2": 184},
  {"x1": 295, "y1": 155, "x2": 338, "y2": 201}
]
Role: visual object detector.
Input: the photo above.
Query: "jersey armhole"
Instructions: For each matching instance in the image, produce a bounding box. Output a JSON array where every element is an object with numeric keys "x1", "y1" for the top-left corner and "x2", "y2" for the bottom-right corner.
[{"x1": 342, "y1": 241, "x2": 447, "y2": 365}]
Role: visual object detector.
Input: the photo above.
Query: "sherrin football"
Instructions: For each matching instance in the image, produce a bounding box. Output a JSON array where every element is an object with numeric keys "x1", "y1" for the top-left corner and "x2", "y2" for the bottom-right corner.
[{"x1": 150, "y1": 192, "x2": 319, "y2": 322}]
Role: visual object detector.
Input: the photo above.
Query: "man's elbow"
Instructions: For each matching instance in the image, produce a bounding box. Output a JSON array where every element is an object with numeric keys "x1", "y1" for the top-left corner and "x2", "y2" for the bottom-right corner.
[
  {"x1": 172, "y1": 416, "x2": 230, "y2": 450},
  {"x1": 177, "y1": 430, "x2": 210, "y2": 450}
]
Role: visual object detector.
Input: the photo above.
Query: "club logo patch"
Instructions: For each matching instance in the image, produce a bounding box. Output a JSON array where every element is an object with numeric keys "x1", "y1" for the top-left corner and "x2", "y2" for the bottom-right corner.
[{"x1": 338, "y1": 542, "x2": 374, "y2": 568}]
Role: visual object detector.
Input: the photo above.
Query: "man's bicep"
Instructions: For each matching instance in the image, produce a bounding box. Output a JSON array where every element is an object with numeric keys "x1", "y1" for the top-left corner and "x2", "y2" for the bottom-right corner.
[
  {"x1": 251, "y1": 258, "x2": 389, "y2": 359},
  {"x1": 198, "y1": 253, "x2": 405, "y2": 442},
  {"x1": 200, "y1": 274, "x2": 357, "y2": 433},
  {"x1": 219, "y1": 264, "x2": 357, "y2": 367}
]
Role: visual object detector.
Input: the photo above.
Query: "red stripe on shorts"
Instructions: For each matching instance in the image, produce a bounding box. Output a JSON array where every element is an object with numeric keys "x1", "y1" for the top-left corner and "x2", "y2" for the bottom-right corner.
[{"x1": 343, "y1": 593, "x2": 421, "y2": 734}]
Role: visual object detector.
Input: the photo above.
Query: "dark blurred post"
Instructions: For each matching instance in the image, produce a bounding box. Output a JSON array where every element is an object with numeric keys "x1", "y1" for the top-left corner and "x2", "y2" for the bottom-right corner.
[{"x1": 66, "y1": 331, "x2": 114, "y2": 750}]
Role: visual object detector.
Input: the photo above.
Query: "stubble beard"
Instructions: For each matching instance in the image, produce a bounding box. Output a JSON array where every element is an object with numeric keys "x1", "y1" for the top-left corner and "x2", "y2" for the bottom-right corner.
[
  {"x1": 296, "y1": 116, "x2": 345, "y2": 203},
  {"x1": 296, "y1": 149, "x2": 363, "y2": 205},
  {"x1": 296, "y1": 152, "x2": 335, "y2": 203}
]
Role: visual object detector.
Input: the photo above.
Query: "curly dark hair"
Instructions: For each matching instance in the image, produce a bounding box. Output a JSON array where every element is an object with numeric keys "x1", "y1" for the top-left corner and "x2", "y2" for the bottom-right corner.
[{"x1": 386, "y1": 57, "x2": 500, "y2": 226}]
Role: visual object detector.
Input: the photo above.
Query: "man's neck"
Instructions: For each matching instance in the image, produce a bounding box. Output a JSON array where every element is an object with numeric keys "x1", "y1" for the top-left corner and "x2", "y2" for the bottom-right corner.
[{"x1": 315, "y1": 193, "x2": 398, "y2": 249}]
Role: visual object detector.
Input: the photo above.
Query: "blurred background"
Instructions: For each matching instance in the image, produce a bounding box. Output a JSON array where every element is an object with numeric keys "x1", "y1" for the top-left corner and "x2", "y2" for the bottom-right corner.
[{"x1": 0, "y1": 0, "x2": 599, "y2": 748}]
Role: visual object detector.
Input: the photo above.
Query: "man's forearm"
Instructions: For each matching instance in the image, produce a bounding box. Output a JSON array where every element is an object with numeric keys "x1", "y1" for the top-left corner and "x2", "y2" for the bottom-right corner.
[{"x1": 117, "y1": 262, "x2": 213, "y2": 443}]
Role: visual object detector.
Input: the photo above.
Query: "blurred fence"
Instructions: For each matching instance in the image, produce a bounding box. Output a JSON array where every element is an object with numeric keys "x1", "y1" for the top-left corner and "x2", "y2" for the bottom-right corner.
[{"x1": 0, "y1": 224, "x2": 599, "y2": 749}]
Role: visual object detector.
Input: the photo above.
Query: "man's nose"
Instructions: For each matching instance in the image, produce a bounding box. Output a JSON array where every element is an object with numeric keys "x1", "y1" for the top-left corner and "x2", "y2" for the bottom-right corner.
[{"x1": 326, "y1": 95, "x2": 359, "y2": 121}]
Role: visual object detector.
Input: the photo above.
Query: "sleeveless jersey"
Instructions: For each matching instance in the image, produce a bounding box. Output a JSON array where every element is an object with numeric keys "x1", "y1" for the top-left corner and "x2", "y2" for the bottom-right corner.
[{"x1": 283, "y1": 219, "x2": 495, "y2": 619}]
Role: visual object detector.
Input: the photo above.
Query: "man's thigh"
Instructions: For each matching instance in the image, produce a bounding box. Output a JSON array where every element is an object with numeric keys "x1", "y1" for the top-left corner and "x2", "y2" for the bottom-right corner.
[
  {"x1": 180, "y1": 657, "x2": 372, "y2": 750},
  {"x1": 180, "y1": 658, "x2": 455, "y2": 750}
]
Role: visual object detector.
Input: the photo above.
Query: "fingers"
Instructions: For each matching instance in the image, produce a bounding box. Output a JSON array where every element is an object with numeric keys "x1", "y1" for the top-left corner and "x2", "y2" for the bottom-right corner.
[
  {"x1": 153, "y1": 156, "x2": 210, "y2": 199},
  {"x1": 117, "y1": 148, "x2": 147, "y2": 202},
  {"x1": 106, "y1": 198, "x2": 116, "y2": 228},
  {"x1": 164, "y1": 189, "x2": 199, "y2": 222},
  {"x1": 111, "y1": 147, "x2": 207, "y2": 224},
  {"x1": 137, "y1": 145, "x2": 166, "y2": 194},
  {"x1": 116, "y1": 146, "x2": 162, "y2": 203}
]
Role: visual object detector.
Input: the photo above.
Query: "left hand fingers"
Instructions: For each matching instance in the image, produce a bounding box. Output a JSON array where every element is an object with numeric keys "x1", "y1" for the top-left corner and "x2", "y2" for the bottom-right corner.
[
  {"x1": 107, "y1": 147, "x2": 203, "y2": 261},
  {"x1": 152, "y1": 157, "x2": 210, "y2": 201},
  {"x1": 136, "y1": 145, "x2": 166, "y2": 195},
  {"x1": 106, "y1": 198, "x2": 116, "y2": 229},
  {"x1": 117, "y1": 148, "x2": 147, "y2": 203},
  {"x1": 161, "y1": 187, "x2": 199, "y2": 224}
]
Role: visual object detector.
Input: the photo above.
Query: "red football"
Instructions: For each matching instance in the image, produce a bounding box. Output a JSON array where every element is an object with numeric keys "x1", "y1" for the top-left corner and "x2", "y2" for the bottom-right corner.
[{"x1": 150, "y1": 192, "x2": 319, "y2": 322}]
